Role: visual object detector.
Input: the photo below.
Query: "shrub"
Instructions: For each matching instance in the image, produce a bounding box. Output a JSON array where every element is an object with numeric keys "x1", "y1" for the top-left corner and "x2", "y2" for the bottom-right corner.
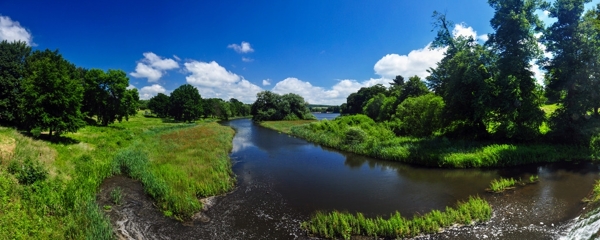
[
  {"x1": 344, "y1": 127, "x2": 368, "y2": 145},
  {"x1": 7, "y1": 157, "x2": 48, "y2": 185},
  {"x1": 394, "y1": 94, "x2": 444, "y2": 137}
]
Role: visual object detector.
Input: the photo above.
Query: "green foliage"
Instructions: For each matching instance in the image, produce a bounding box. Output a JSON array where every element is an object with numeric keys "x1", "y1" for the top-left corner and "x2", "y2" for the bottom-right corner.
[
  {"x1": 341, "y1": 84, "x2": 387, "y2": 115},
  {"x1": 22, "y1": 49, "x2": 85, "y2": 138},
  {"x1": 486, "y1": 0, "x2": 546, "y2": 140},
  {"x1": 110, "y1": 187, "x2": 123, "y2": 205},
  {"x1": 290, "y1": 115, "x2": 592, "y2": 168},
  {"x1": 344, "y1": 127, "x2": 368, "y2": 145},
  {"x1": 544, "y1": 0, "x2": 600, "y2": 143},
  {"x1": 591, "y1": 133, "x2": 600, "y2": 159},
  {"x1": 488, "y1": 177, "x2": 516, "y2": 192},
  {"x1": 302, "y1": 196, "x2": 491, "y2": 239},
  {"x1": 251, "y1": 91, "x2": 315, "y2": 121},
  {"x1": 169, "y1": 84, "x2": 203, "y2": 122},
  {"x1": 148, "y1": 93, "x2": 170, "y2": 118},
  {"x1": 7, "y1": 157, "x2": 48, "y2": 185},
  {"x1": 0, "y1": 40, "x2": 30, "y2": 125},
  {"x1": 83, "y1": 69, "x2": 138, "y2": 126},
  {"x1": 394, "y1": 94, "x2": 445, "y2": 137}
]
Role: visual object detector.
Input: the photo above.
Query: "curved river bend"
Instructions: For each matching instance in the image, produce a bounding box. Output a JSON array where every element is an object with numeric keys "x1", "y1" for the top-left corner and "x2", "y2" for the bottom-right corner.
[{"x1": 100, "y1": 116, "x2": 600, "y2": 239}]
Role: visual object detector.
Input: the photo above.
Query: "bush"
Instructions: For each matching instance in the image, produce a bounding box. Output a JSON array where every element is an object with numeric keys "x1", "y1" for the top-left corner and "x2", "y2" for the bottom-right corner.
[
  {"x1": 344, "y1": 127, "x2": 368, "y2": 145},
  {"x1": 7, "y1": 157, "x2": 48, "y2": 185},
  {"x1": 394, "y1": 94, "x2": 444, "y2": 137}
]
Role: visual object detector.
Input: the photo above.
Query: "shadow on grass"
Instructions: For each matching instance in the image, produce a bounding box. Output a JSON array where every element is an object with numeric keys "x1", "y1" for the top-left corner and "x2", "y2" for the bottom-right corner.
[{"x1": 19, "y1": 131, "x2": 80, "y2": 144}]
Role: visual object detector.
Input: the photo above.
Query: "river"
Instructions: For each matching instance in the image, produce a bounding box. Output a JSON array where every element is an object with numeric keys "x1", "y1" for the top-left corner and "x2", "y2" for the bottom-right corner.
[{"x1": 99, "y1": 116, "x2": 600, "y2": 239}]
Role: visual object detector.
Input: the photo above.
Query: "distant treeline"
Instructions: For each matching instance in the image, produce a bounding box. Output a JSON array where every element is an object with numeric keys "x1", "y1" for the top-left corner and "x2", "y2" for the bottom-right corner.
[
  {"x1": 308, "y1": 105, "x2": 341, "y2": 113},
  {"x1": 142, "y1": 85, "x2": 251, "y2": 122},
  {"x1": 0, "y1": 40, "x2": 250, "y2": 138}
]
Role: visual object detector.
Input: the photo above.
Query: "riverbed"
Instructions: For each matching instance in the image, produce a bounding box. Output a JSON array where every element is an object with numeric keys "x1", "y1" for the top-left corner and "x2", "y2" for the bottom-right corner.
[{"x1": 98, "y1": 117, "x2": 600, "y2": 239}]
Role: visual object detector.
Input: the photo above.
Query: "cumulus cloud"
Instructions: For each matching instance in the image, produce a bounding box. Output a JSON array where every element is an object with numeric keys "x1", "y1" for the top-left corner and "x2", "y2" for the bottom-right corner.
[
  {"x1": 453, "y1": 23, "x2": 488, "y2": 42},
  {"x1": 130, "y1": 52, "x2": 179, "y2": 82},
  {"x1": 242, "y1": 57, "x2": 254, "y2": 62},
  {"x1": 373, "y1": 44, "x2": 446, "y2": 79},
  {"x1": 262, "y1": 79, "x2": 271, "y2": 86},
  {"x1": 139, "y1": 84, "x2": 167, "y2": 100},
  {"x1": 228, "y1": 41, "x2": 254, "y2": 53},
  {"x1": 270, "y1": 77, "x2": 389, "y2": 105},
  {"x1": 184, "y1": 60, "x2": 262, "y2": 102},
  {"x1": 0, "y1": 15, "x2": 34, "y2": 46}
]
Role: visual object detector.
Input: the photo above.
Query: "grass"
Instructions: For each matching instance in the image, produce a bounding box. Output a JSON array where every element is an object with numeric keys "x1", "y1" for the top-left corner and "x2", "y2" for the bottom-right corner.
[
  {"x1": 301, "y1": 196, "x2": 492, "y2": 239},
  {"x1": 488, "y1": 177, "x2": 517, "y2": 193},
  {"x1": 0, "y1": 111, "x2": 236, "y2": 238},
  {"x1": 259, "y1": 120, "x2": 317, "y2": 134},
  {"x1": 264, "y1": 116, "x2": 593, "y2": 168}
]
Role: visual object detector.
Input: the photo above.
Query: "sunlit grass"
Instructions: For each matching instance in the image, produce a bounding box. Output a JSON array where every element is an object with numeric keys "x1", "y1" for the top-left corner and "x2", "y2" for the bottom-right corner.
[
  {"x1": 260, "y1": 120, "x2": 317, "y2": 134},
  {"x1": 488, "y1": 177, "x2": 517, "y2": 192},
  {"x1": 0, "y1": 111, "x2": 237, "y2": 238},
  {"x1": 301, "y1": 196, "x2": 491, "y2": 239}
]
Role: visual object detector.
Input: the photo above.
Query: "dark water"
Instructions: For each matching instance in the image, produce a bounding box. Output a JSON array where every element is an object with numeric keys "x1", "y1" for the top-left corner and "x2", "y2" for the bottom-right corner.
[{"x1": 100, "y1": 118, "x2": 600, "y2": 239}]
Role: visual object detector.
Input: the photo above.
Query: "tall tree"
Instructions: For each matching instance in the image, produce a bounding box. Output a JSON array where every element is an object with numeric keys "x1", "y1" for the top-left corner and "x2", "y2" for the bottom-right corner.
[
  {"x1": 169, "y1": 84, "x2": 203, "y2": 122},
  {"x1": 22, "y1": 49, "x2": 84, "y2": 138},
  {"x1": 83, "y1": 69, "x2": 138, "y2": 126},
  {"x1": 340, "y1": 84, "x2": 387, "y2": 115},
  {"x1": 251, "y1": 91, "x2": 315, "y2": 121},
  {"x1": 148, "y1": 93, "x2": 170, "y2": 117},
  {"x1": 0, "y1": 40, "x2": 30, "y2": 125},
  {"x1": 543, "y1": 0, "x2": 595, "y2": 142},
  {"x1": 486, "y1": 0, "x2": 546, "y2": 140},
  {"x1": 428, "y1": 12, "x2": 496, "y2": 138}
]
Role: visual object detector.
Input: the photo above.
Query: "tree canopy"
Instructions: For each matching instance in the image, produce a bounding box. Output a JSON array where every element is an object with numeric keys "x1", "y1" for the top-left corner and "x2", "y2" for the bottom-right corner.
[{"x1": 251, "y1": 91, "x2": 315, "y2": 121}]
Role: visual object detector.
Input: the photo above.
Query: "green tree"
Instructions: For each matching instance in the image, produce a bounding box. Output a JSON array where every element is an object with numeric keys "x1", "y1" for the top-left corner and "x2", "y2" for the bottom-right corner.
[
  {"x1": 82, "y1": 69, "x2": 137, "y2": 126},
  {"x1": 394, "y1": 94, "x2": 445, "y2": 137},
  {"x1": 169, "y1": 84, "x2": 203, "y2": 122},
  {"x1": 22, "y1": 49, "x2": 84, "y2": 138},
  {"x1": 486, "y1": 0, "x2": 546, "y2": 140},
  {"x1": 340, "y1": 84, "x2": 387, "y2": 115},
  {"x1": 543, "y1": 0, "x2": 597, "y2": 142},
  {"x1": 148, "y1": 93, "x2": 170, "y2": 118},
  {"x1": 251, "y1": 91, "x2": 314, "y2": 121},
  {"x1": 428, "y1": 12, "x2": 496, "y2": 138},
  {"x1": 398, "y1": 75, "x2": 430, "y2": 101},
  {"x1": 0, "y1": 40, "x2": 30, "y2": 125}
]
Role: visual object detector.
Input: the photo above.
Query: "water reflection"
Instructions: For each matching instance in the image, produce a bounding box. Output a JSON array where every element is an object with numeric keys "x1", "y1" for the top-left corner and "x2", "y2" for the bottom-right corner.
[{"x1": 220, "y1": 119, "x2": 600, "y2": 239}]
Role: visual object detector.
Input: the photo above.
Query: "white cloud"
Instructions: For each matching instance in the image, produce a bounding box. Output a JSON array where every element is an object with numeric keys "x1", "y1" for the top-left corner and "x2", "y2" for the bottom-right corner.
[
  {"x1": 262, "y1": 79, "x2": 271, "y2": 86},
  {"x1": 127, "y1": 84, "x2": 136, "y2": 90},
  {"x1": 453, "y1": 23, "x2": 488, "y2": 42},
  {"x1": 228, "y1": 41, "x2": 254, "y2": 53},
  {"x1": 0, "y1": 15, "x2": 34, "y2": 46},
  {"x1": 242, "y1": 57, "x2": 254, "y2": 62},
  {"x1": 139, "y1": 84, "x2": 167, "y2": 100},
  {"x1": 373, "y1": 43, "x2": 446, "y2": 79},
  {"x1": 184, "y1": 60, "x2": 262, "y2": 103},
  {"x1": 270, "y1": 77, "x2": 389, "y2": 105},
  {"x1": 130, "y1": 63, "x2": 162, "y2": 82},
  {"x1": 130, "y1": 52, "x2": 179, "y2": 82},
  {"x1": 173, "y1": 55, "x2": 181, "y2": 61}
]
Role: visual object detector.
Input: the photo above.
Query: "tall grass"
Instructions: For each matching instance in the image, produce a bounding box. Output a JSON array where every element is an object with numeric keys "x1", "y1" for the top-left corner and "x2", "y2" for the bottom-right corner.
[
  {"x1": 0, "y1": 112, "x2": 236, "y2": 238},
  {"x1": 281, "y1": 115, "x2": 592, "y2": 168},
  {"x1": 488, "y1": 177, "x2": 517, "y2": 192},
  {"x1": 302, "y1": 196, "x2": 492, "y2": 239}
]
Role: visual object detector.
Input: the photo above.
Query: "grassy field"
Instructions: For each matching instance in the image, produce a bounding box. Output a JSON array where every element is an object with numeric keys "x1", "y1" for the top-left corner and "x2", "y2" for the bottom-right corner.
[
  {"x1": 0, "y1": 112, "x2": 235, "y2": 239},
  {"x1": 259, "y1": 120, "x2": 317, "y2": 134}
]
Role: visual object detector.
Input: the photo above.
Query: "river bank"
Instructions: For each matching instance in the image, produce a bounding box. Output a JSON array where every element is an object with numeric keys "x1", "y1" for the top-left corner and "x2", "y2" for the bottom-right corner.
[{"x1": 0, "y1": 112, "x2": 236, "y2": 238}]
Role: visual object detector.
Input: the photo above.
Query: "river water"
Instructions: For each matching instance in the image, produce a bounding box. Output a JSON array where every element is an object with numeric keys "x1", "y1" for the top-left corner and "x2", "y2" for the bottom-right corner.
[{"x1": 99, "y1": 115, "x2": 600, "y2": 239}]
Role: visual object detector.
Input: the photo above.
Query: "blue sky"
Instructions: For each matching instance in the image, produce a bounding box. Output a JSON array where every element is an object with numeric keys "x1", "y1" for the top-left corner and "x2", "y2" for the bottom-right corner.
[{"x1": 1, "y1": 0, "x2": 599, "y2": 104}]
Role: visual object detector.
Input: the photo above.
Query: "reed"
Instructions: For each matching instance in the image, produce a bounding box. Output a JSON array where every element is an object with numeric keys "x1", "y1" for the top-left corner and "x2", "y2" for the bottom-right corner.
[{"x1": 302, "y1": 196, "x2": 491, "y2": 239}]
